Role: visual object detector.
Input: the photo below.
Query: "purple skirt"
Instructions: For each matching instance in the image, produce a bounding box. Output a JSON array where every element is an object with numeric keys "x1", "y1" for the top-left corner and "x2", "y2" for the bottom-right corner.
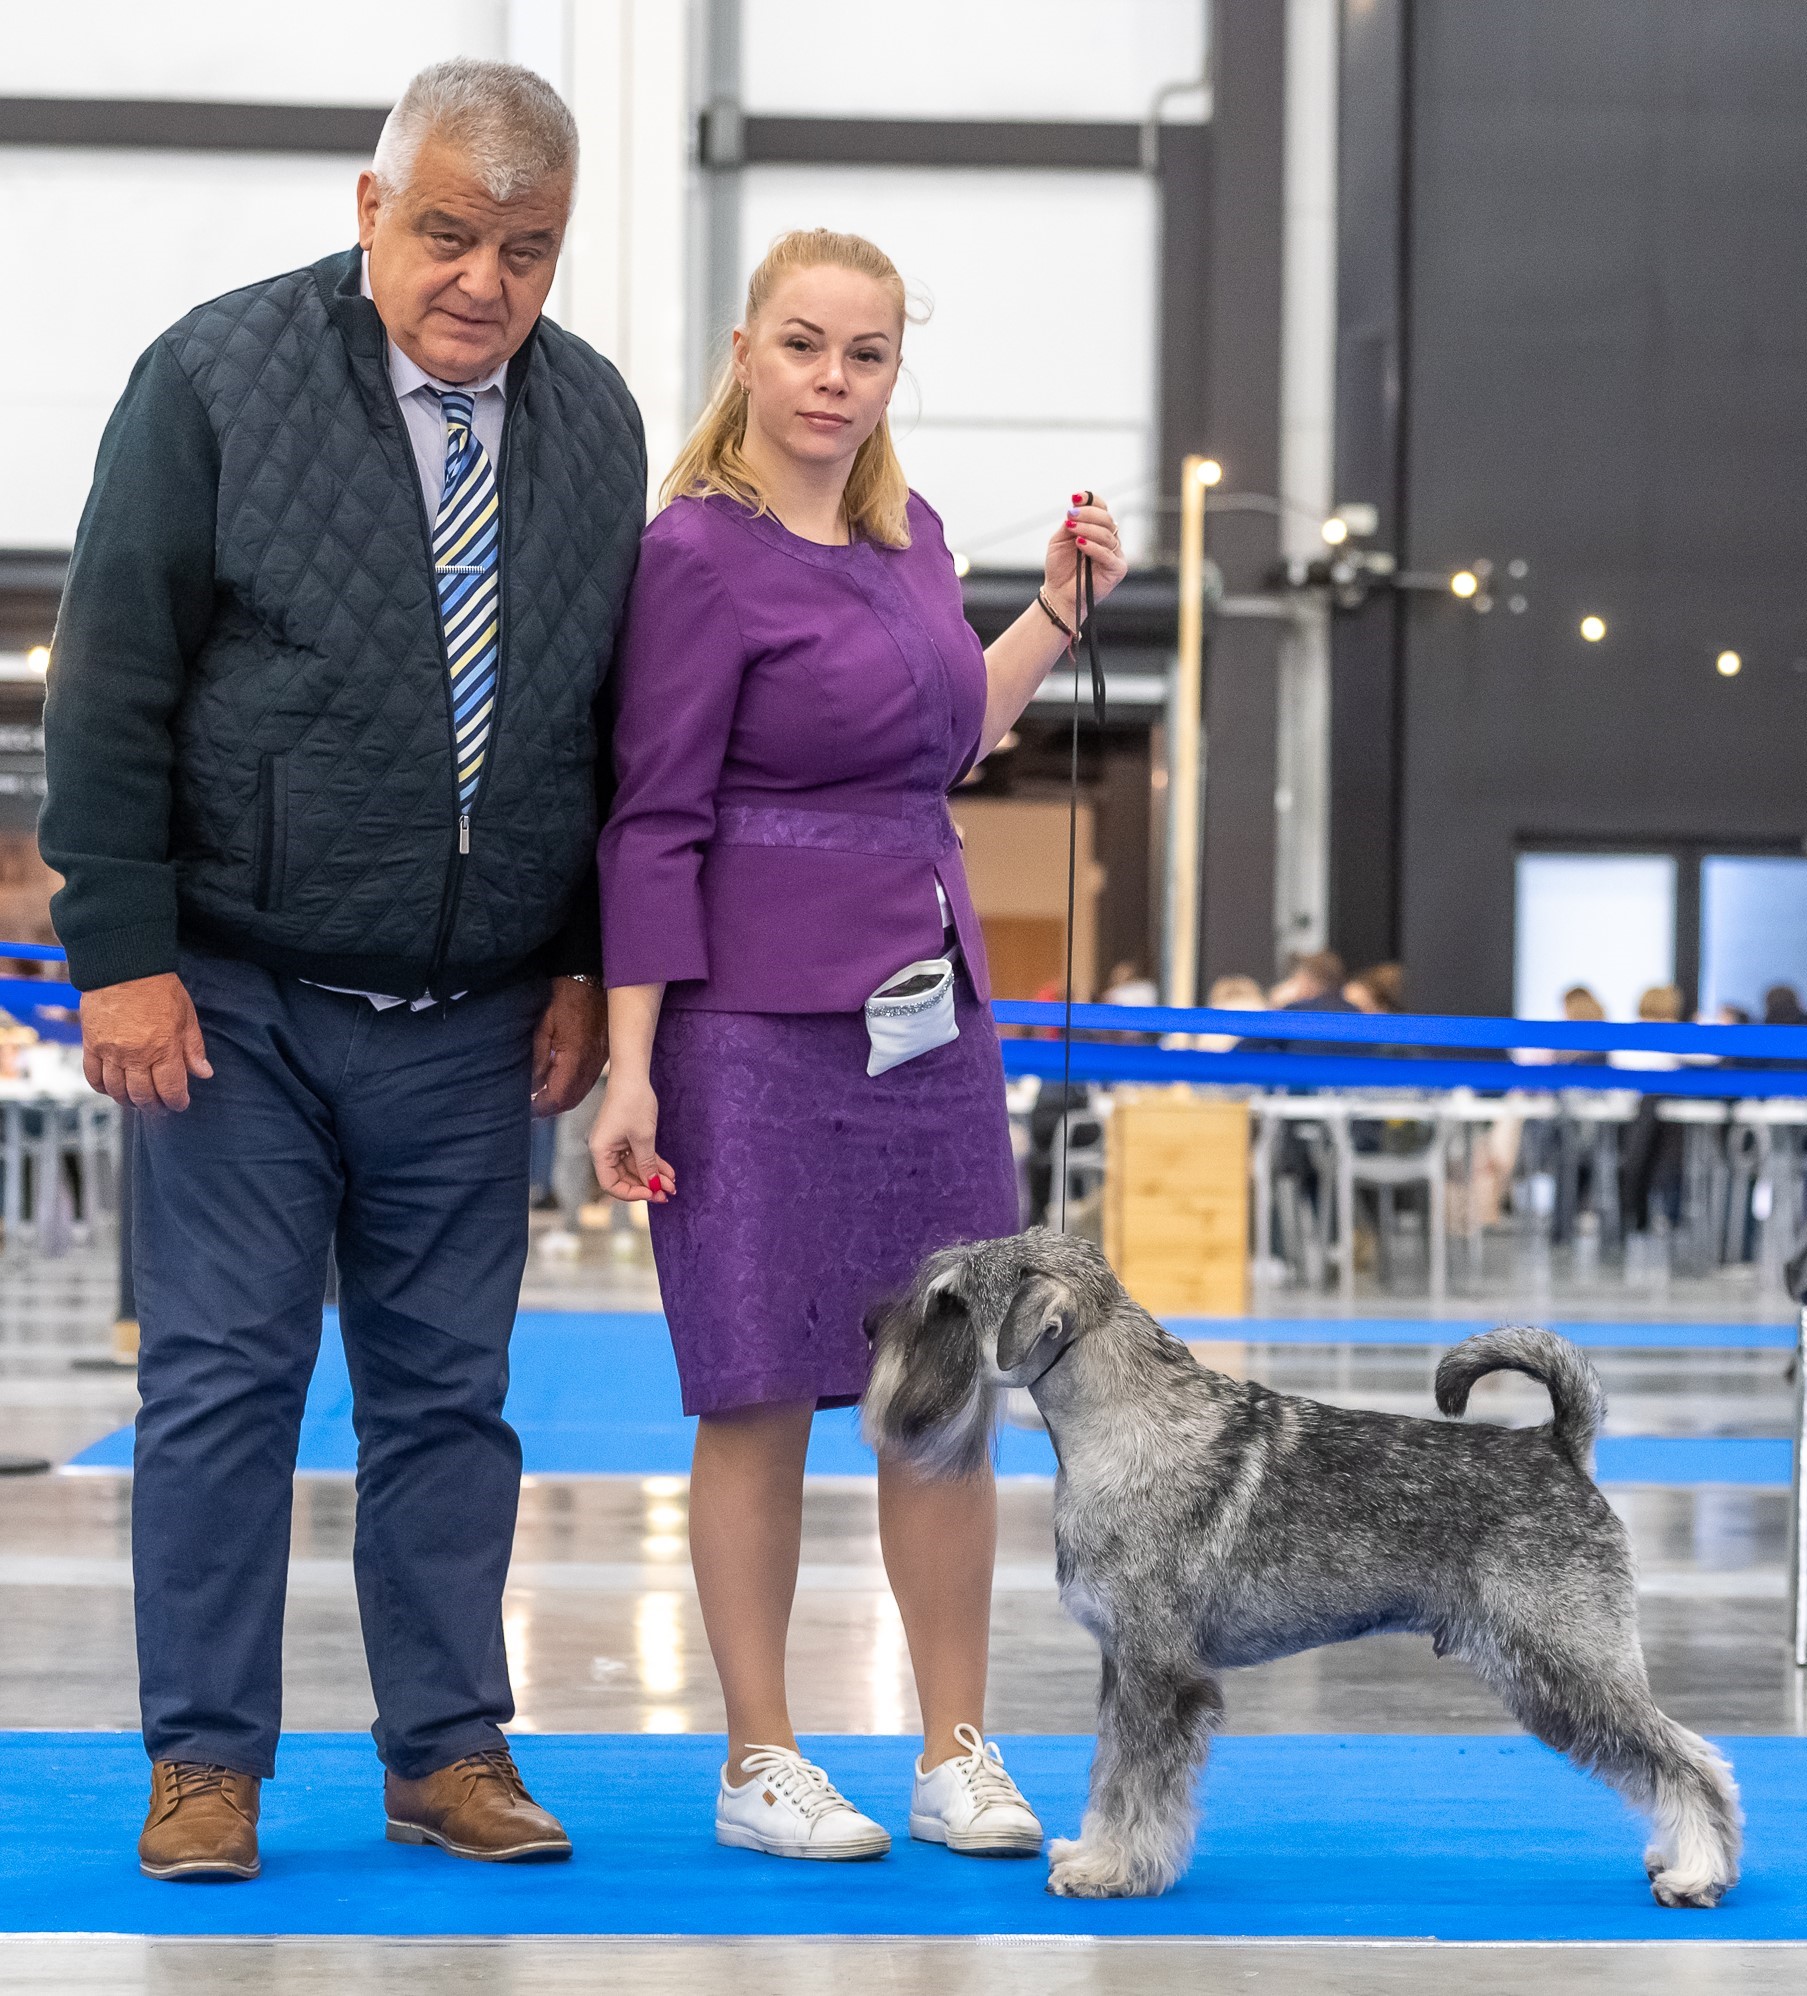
[{"x1": 648, "y1": 965, "x2": 1019, "y2": 1416}]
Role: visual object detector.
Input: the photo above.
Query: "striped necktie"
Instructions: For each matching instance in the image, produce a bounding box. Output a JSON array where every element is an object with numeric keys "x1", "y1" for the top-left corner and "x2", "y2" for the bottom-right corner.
[{"x1": 432, "y1": 390, "x2": 501, "y2": 816}]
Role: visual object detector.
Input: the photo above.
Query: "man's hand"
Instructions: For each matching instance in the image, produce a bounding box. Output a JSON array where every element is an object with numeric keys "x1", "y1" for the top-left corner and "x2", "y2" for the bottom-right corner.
[
  {"x1": 80, "y1": 972, "x2": 212, "y2": 1112},
  {"x1": 532, "y1": 976, "x2": 607, "y2": 1118}
]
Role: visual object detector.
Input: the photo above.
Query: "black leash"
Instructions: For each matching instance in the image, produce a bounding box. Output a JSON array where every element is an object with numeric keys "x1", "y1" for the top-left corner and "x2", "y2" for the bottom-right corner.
[{"x1": 1058, "y1": 496, "x2": 1102, "y2": 1235}]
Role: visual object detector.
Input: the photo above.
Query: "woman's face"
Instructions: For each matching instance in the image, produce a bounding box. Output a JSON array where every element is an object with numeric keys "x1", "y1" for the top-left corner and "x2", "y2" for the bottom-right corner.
[{"x1": 733, "y1": 265, "x2": 902, "y2": 474}]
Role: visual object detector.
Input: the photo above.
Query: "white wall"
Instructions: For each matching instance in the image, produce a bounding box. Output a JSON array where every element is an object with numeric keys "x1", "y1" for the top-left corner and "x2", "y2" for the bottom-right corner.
[
  {"x1": 1, "y1": 1, "x2": 505, "y2": 102},
  {"x1": 0, "y1": 150, "x2": 358, "y2": 546},
  {"x1": 6, "y1": 0, "x2": 1195, "y2": 553},
  {"x1": 741, "y1": 0, "x2": 1205, "y2": 119},
  {"x1": 739, "y1": 166, "x2": 1158, "y2": 566},
  {"x1": 2, "y1": 2, "x2": 515, "y2": 548},
  {"x1": 728, "y1": 0, "x2": 1202, "y2": 561},
  {"x1": 564, "y1": 1, "x2": 693, "y2": 493}
]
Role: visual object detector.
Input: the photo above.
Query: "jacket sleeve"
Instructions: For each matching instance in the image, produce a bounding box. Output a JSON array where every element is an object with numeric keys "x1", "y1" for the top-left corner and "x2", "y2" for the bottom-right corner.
[
  {"x1": 596, "y1": 525, "x2": 748, "y2": 989},
  {"x1": 533, "y1": 694, "x2": 617, "y2": 980},
  {"x1": 39, "y1": 338, "x2": 219, "y2": 991},
  {"x1": 536, "y1": 373, "x2": 647, "y2": 983}
]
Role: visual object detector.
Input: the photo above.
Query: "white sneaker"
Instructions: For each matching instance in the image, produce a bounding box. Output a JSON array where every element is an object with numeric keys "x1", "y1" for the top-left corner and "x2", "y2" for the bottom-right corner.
[
  {"x1": 715, "y1": 1745, "x2": 891, "y2": 1860},
  {"x1": 910, "y1": 1725, "x2": 1043, "y2": 1855}
]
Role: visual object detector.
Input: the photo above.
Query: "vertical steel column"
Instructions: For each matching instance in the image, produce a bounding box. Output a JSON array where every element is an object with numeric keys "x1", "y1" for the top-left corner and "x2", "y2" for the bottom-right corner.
[
  {"x1": 1163, "y1": 455, "x2": 1217, "y2": 1005},
  {"x1": 695, "y1": 0, "x2": 744, "y2": 411}
]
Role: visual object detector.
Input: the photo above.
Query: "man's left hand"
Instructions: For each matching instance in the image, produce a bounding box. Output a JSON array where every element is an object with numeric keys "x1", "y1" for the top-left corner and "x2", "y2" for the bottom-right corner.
[{"x1": 531, "y1": 976, "x2": 607, "y2": 1117}]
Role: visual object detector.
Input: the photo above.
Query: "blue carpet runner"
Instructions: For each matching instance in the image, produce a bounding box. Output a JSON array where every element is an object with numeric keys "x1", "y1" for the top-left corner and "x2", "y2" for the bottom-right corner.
[
  {"x1": 65, "y1": 1312, "x2": 1793, "y2": 1484},
  {"x1": 1, "y1": 1732, "x2": 1800, "y2": 1940}
]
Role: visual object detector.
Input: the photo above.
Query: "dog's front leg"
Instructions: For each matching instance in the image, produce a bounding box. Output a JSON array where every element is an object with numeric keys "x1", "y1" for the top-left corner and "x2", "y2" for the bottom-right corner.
[{"x1": 1048, "y1": 1646, "x2": 1222, "y2": 1899}]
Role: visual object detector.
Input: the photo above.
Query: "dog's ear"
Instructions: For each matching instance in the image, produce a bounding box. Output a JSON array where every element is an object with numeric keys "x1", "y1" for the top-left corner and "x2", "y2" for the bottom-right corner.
[
  {"x1": 997, "y1": 1273, "x2": 1077, "y2": 1375},
  {"x1": 878, "y1": 1275, "x2": 980, "y2": 1445}
]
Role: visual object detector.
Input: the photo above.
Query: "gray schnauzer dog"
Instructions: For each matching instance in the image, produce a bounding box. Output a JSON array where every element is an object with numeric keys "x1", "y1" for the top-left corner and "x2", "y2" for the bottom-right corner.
[{"x1": 862, "y1": 1229, "x2": 1741, "y2": 1907}]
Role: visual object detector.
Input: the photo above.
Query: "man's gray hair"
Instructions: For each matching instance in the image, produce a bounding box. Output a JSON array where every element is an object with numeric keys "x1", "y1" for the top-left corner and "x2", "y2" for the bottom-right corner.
[{"x1": 373, "y1": 58, "x2": 577, "y2": 205}]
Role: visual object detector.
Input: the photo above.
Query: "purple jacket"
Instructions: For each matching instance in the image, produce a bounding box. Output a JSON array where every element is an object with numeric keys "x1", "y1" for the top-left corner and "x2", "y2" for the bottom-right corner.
[{"x1": 597, "y1": 491, "x2": 994, "y2": 1012}]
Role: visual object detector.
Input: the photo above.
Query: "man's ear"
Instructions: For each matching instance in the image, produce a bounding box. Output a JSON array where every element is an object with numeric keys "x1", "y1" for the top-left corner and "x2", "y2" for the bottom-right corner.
[{"x1": 996, "y1": 1274, "x2": 1076, "y2": 1375}]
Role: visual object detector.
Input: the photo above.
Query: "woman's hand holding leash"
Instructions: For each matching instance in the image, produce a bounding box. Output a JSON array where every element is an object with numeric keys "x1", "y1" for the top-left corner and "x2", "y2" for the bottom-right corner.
[
  {"x1": 1043, "y1": 493, "x2": 1129, "y2": 627},
  {"x1": 977, "y1": 492, "x2": 1128, "y2": 760}
]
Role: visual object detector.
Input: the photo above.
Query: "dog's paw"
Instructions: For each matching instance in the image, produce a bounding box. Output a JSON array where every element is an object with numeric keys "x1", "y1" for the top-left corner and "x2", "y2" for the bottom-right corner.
[
  {"x1": 1046, "y1": 1838, "x2": 1164, "y2": 1899},
  {"x1": 1047, "y1": 1855, "x2": 1132, "y2": 1898},
  {"x1": 1649, "y1": 1866, "x2": 1729, "y2": 1910},
  {"x1": 1644, "y1": 1845, "x2": 1666, "y2": 1883}
]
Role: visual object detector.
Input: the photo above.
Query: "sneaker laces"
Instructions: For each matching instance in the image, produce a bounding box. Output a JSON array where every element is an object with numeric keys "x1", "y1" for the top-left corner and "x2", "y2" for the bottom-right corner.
[
  {"x1": 738, "y1": 1745, "x2": 854, "y2": 1824},
  {"x1": 946, "y1": 1723, "x2": 1028, "y2": 1812}
]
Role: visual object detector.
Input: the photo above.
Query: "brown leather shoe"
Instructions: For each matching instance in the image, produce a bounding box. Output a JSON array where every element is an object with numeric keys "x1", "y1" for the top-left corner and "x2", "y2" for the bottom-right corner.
[
  {"x1": 138, "y1": 1761, "x2": 261, "y2": 1881},
  {"x1": 384, "y1": 1746, "x2": 572, "y2": 1862}
]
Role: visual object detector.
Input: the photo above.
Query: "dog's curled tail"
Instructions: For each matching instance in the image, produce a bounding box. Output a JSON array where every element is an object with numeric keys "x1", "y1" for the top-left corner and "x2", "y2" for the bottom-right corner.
[{"x1": 1435, "y1": 1326, "x2": 1606, "y2": 1474}]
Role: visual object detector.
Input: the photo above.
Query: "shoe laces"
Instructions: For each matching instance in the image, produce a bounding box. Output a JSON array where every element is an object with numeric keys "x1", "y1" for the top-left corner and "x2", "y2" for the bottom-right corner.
[
  {"x1": 448, "y1": 1747, "x2": 528, "y2": 1800},
  {"x1": 167, "y1": 1762, "x2": 240, "y2": 1804},
  {"x1": 738, "y1": 1745, "x2": 853, "y2": 1824},
  {"x1": 945, "y1": 1723, "x2": 1027, "y2": 1812}
]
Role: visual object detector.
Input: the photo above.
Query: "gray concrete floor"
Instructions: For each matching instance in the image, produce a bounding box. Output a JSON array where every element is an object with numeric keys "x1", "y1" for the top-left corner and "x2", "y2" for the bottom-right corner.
[
  {"x1": 0, "y1": 1230, "x2": 1801, "y2": 1990},
  {"x1": 0, "y1": 1936, "x2": 1803, "y2": 1995}
]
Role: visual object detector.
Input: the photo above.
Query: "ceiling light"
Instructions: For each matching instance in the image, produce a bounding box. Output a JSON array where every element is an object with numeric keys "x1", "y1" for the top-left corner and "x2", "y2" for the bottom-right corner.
[
  {"x1": 25, "y1": 646, "x2": 48, "y2": 675},
  {"x1": 1716, "y1": 650, "x2": 1741, "y2": 677},
  {"x1": 1321, "y1": 517, "x2": 1349, "y2": 546},
  {"x1": 951, "y1": 551, "x2": 971, "y2": 578},
  {"x1": 1579, "y1": 615, "x2": 1606, "y2": 643},
  {"x1": 1449, "y1": 570, "x2": 1479, "y2": 599},
  {"x1": 1194, "y1": 459, "x2": 1222, "y2": 487}
]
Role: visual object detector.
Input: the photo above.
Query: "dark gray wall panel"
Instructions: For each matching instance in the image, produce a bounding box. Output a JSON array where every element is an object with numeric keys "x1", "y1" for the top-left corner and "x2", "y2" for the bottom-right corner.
[
  {"x1": 1201, "y1": 0, "x2": 1287, "y2": 986},
  {"x1": 1329, "y1": 0, "x2": 1412, "y2": 971},
  {"x1": 1396, "y1": 0, "x2": 1807, "y2": 1012}
]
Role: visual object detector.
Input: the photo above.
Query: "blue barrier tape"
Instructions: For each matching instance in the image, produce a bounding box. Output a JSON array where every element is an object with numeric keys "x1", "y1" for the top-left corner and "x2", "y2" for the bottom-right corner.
[
  {"x1": 999, "y1": 1036, "x2": 1807, "y2": 1099},
  {"x1": 993, "y1": 999, "x2": 1807, "y2": 1059},
  {"x1": 0, "y1": 942, "x2": 67, "y2": 965}
]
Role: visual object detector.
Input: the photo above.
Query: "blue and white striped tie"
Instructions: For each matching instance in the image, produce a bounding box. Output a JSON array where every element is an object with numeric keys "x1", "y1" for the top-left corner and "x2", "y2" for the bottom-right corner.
[{"x1": 432, "y1": 390, "x2": 500, "y2": 815}]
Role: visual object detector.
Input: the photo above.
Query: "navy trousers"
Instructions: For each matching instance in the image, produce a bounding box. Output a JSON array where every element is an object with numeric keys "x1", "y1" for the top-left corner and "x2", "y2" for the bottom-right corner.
[{"x1": 131, "y1": 946, "x2": 546, "y2": 1779}]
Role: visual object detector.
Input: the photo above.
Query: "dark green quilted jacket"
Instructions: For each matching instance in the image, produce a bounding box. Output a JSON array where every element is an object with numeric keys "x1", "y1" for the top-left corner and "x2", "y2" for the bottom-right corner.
[{"x1": 41, "y1": 247, "x2": 645, "y2": 995}]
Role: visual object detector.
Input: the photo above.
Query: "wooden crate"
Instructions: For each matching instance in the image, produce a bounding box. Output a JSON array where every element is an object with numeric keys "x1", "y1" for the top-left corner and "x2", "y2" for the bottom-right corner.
[{"x1": 1103, "y1": 1089, "x2": 1249, "y2": 1315}]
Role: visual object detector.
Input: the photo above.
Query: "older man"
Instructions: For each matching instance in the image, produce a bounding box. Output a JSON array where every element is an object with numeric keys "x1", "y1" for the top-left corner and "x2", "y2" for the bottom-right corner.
[{"x1": 40, "y1": 60, "x2": 644, "y2": 1879}]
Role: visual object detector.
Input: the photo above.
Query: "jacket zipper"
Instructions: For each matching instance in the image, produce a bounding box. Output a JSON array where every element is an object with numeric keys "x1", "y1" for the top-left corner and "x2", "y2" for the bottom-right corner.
[{"x1": 377, "y1": 365, "x2": 518, "y2": 998}]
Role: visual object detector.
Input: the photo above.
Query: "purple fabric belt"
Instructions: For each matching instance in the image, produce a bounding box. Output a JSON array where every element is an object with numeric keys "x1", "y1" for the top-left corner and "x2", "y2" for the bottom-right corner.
[{"x1": 712, "y1": 801, "x2": 958, "y2": 862}]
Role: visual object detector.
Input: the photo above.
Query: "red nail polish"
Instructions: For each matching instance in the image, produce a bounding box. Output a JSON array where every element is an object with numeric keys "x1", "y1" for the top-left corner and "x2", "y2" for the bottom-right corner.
[
  {"x1": 1071, "y1": 492, "x2": 1083, "y2": 504},
  {"x1": 648, "y1": 1173, "x2": 662, "y2": 1194},
  {"x1": 1077, "y1": 535, "x2": 1087, "y2": 546}
]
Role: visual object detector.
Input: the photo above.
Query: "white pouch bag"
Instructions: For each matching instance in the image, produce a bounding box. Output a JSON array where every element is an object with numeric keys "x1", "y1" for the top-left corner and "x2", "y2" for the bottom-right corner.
[{"x1": 864, "y1": 956, "x2": 959, "y2": 1077}]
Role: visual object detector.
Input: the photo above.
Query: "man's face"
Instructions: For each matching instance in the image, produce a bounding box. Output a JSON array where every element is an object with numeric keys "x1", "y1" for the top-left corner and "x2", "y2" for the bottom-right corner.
[{"x1": 357, "y1": 132, "x2": 571, "y2": 383}]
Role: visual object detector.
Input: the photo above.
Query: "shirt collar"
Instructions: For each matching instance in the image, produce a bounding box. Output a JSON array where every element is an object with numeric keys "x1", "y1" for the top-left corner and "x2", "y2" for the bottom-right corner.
[{"x1": 360, "y1": 251, "x2": 509, "y2": 401}]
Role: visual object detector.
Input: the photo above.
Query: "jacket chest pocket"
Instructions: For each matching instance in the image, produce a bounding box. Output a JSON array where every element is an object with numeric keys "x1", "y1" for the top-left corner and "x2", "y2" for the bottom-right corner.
[{"x1": 252, "y1": 753, "x2": 291, "y2": 912}]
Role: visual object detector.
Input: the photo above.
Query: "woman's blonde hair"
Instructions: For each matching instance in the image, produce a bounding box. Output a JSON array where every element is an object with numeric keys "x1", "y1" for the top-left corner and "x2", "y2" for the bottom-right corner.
[{"x1": 661, "y1": 228, "x2": 913, "y2": 547}]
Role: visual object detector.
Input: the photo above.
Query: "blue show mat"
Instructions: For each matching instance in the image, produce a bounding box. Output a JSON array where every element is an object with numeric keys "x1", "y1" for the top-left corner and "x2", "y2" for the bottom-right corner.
[
  {"x1": 1, "y1": 1731, "x2": 1802, "y2": 1940},
  {"x1": 65, "y1": 1312, "x2": 1793, "y2": 1486},
  {"x1": 64, "y1": 1312, "x2": 1058, "y2": 1479}
]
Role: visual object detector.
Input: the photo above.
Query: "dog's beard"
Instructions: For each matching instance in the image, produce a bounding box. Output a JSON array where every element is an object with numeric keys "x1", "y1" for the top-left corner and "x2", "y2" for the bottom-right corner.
[{"x1": 861, "y1": 1289, "x2": 997, "y2": 1478}]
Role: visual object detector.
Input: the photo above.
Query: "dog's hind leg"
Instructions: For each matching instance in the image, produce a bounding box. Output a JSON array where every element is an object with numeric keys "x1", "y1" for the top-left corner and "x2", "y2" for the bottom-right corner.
[
  {"x1": 1047, "y1": 1647, "x2": 1223, "y2": 1899},
  {"x1": 1468, "y1": 1606, "x2": 1741, "y2": 1909}
]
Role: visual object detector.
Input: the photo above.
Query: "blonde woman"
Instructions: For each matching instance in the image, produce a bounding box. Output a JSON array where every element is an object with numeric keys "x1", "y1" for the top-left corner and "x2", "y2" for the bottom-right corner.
[{"x1": 590, "y1": 229, "x2": 1127, "y2": 1860}]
